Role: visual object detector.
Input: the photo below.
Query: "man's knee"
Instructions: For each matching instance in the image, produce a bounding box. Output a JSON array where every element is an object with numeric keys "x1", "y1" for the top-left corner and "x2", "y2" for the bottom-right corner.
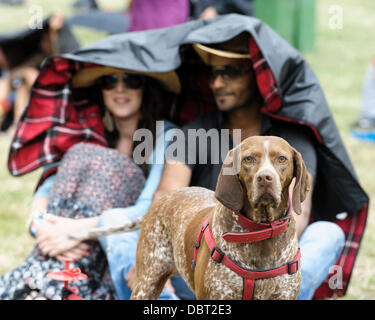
[
  {"x1": 298, "y1": 221, "x2": 345, "y2": 300},
  {"x1": 304, "y1": 221, "x2": 345, "y2": 250},
  {"x1": 300, "y1": 221, "x2": 346, "y2": 271}
]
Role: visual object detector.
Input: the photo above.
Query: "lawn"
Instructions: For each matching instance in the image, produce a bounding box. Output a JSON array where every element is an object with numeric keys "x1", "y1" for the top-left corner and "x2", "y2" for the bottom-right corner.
[{"x1": 0, "y1": 0, "x2": 374, "y2": 299}]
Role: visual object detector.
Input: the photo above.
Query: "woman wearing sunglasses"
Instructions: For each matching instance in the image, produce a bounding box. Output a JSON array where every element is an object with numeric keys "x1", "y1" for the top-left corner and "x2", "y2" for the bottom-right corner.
[{"x1": 1, "y1": 64, "x2": 181, "y2": 300}]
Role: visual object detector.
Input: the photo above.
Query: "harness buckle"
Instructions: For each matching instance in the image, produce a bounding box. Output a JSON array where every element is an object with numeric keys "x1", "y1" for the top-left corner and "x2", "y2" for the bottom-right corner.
[
  {"x1": 191, "y1": 260, "x2": 196, "y2": 272},
  {"x1": 210, "y1": 246, "x2": 225, "y2": 263},
  {"x1": 287, "y1": 259, "x2": 299, "y2": 275},
  {"x1": 279, "y1": 214, "x2": 292, "y2": 222},
  {"x1": 275, "y1": 214, "x2": 291, "y2": 227},
  {"x1": 202, "y1": 222, "x2": 209, "y2": 232}
]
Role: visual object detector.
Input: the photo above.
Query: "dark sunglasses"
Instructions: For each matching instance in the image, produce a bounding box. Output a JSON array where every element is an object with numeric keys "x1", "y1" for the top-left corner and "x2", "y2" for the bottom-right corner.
[
  {"x1": 207, "y1": 63, "x2": 251, "y2": 83},
  {"x1": 96, "y1": 73, "x2": 145, "y2": 90}
]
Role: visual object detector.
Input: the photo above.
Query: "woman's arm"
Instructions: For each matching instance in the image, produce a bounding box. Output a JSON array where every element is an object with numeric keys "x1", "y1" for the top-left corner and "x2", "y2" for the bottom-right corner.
[
  {"x1": 97, "y1": 125, "x2": 190, "y2": 237},
  {"x1": 152, "y1": 161, "x2": 192, "y2": 202},
  {"x1": 27, "y1": 174, "x2": 56, "y2": 237},
  {"x1": 99, "y1": 124, "x2": 190, "y2": 225},
  {"x1": 30, "y1": 173, "x2": 93, "y2": 260}
]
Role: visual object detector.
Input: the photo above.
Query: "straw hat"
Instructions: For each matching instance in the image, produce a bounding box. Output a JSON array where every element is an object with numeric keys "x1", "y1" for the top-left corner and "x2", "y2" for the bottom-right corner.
[
  {"x1": 192, "y1": 33, "x2": 251, "y2": 64},
  {"x1": 72, "y1": 66, "x2": 181, "y2": 94}
]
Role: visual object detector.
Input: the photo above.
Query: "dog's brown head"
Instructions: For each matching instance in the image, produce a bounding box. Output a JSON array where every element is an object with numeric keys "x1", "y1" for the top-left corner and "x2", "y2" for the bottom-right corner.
[{"x1": 215, "y1": 136, "x2": 310, "y2": 222}]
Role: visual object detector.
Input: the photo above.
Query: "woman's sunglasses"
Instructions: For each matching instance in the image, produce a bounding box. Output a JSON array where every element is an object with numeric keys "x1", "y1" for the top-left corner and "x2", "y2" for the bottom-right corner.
[
  {"x1": 207, "y1": 63, "x2": 251, "y2": 84},
  {"x1": 96, "y1": 73, "x2": 145, "y2": 90}
]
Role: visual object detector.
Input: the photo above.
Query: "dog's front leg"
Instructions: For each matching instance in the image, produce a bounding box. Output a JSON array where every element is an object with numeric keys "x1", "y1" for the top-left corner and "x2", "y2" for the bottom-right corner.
[
  {"x1": 131, "y1": 218, "x2": 175, "y2": 300},
  {"x1": 131, "y1": 272, "x2": 170, "y2": 300}
]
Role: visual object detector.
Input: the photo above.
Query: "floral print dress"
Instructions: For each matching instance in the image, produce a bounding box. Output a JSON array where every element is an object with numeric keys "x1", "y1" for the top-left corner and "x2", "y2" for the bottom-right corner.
[{"x1": 0, "y1": 143, "x2": 145, "y2": 300}]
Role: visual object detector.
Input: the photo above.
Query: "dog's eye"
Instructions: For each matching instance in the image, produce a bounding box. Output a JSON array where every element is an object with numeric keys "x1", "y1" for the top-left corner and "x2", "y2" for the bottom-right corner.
[
  {"x1": 243, "y1": 156, "x2": 255, "y2": 164},
  {"x1": 278, "y1": 156, "x2": 287, "y2": 163}
]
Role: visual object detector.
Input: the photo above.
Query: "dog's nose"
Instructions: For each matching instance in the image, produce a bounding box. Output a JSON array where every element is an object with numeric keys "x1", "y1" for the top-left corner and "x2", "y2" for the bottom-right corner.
[{"x1": 257, "y1": 171, "x2": 273, "y2": 185}]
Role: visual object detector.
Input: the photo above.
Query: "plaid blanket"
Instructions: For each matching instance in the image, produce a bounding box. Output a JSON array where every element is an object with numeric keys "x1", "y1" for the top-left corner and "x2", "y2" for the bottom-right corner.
[
  {"x1": 8, "y1": 58, "x2": 107, "y2": 183},
  {"x1": 248, "y1": 37, "x2": 282, "y2": 113}
]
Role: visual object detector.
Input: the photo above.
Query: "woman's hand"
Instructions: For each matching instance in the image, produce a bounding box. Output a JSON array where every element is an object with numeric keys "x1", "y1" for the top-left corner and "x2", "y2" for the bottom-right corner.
[{"x1": 36, "y1": 215, "x2": 97, "y2": 260}]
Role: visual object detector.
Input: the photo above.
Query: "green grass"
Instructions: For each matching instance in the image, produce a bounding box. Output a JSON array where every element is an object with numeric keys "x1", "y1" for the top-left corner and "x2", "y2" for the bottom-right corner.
[
  {"x1": 303, "y1": 2, "x2": 375, "y2": 300},
  {"x1": 0, "y1": 135, "x2": 39, "y2": 273},
  {"x1": 0, "y1": 0, "x2": 375, "y2": 299}
]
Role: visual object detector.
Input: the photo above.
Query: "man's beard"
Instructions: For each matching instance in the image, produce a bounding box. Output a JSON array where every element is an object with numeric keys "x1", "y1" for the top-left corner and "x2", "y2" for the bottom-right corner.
[
  {"x1": 215, "y1": 91, "x2": 257, "y2": 114},
  {"x1": 221, "y1": 101, "x2": 250, "y2": 114}
]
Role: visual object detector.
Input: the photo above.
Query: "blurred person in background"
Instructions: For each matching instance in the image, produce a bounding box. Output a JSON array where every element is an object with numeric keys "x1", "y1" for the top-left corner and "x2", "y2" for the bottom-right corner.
[
  {"x1": 190, "y1": 0, "x2": 254, "y2": 19},
  {"x1": 68, "y1": 0, "x2": 190, "y2": 35},
  {"x1": 352, "y1": 55, "x2": 375, "y2": 134},
  {"x1": 0, "y1": 12, "x2": 79, "y2": 135}
]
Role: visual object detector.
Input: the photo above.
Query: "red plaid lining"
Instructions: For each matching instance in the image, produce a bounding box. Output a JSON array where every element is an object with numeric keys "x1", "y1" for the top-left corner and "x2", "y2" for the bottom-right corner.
[
  {"x1": 249, "y1": 37, "x2": 282, "y2": 113},
  {"x1": 8, "y1": 58, "x2": 107, "y2": 179},
  {"x1": 313, "y1": 204, "x2": 368, "y2": 299}
]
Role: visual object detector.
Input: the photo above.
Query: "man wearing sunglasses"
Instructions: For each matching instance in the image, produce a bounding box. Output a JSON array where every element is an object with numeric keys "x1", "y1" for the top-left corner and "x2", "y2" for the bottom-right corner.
[{"x1": 145, "y1": 33, "x2": 345, "y2": 300}]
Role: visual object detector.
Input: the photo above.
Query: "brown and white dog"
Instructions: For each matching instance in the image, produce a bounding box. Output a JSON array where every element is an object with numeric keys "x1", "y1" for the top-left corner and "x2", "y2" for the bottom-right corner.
[{"x1": 131, "y1": 135, "x2": 310, "y2": 300}]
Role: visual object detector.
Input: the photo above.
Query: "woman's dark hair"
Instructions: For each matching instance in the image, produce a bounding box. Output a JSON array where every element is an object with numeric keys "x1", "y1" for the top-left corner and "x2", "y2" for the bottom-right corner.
[{"x1": 90, "y1": 76, "x2": 175, "y2": 177}]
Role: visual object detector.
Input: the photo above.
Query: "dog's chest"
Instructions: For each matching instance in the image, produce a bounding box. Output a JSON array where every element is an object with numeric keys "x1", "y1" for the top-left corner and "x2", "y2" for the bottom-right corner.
[
  {"x1": 202, "y1": 267, "x2": 298, "y2": 299},
  {"x1": 201, "y1": 250, "x2": 300, "y2": 300},
  {"x1": 199, "y1": 213, "x2": 300, "y2": 299}
]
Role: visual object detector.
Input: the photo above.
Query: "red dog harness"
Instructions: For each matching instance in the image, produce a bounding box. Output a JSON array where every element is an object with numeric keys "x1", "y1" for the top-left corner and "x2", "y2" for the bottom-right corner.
[{"x1": 192, "y1": 210, "x2": 300, "y2": 300}]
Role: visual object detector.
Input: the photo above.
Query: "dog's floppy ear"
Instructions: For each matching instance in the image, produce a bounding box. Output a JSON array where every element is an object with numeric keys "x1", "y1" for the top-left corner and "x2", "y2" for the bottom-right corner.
[
  {"x1": 291, "y1": 148, "x2": 310, "y2": 215},
  {"x1": 215, "y1": 148, "x2": 244, "y2": 212}
]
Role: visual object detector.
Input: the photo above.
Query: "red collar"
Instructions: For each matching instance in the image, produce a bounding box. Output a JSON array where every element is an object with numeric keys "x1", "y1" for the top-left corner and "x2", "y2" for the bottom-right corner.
[
  {"x1": 192, "y1": 216, "x2": 300, "y2": 300},
  {"x1": 222, "y1": 207, "x2": 291, "y2": 243}
]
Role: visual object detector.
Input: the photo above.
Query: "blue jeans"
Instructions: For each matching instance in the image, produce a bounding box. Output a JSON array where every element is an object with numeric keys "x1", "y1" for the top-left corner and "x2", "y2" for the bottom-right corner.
[
  {"x1": 99, "y1": 229, "x2": 180, "y2": 300},
  {"x1": 298, "y1": 221, "x2": 345, "y2": 300}
]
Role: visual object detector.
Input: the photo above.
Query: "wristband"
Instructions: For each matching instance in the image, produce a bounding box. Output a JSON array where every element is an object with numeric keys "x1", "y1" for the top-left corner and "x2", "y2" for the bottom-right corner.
[
  {"x1": 27, "y1": 209, "x2": 47, "y2": 238},
  {"x1": 30, "y1": 216, "x2": 44, "y2": 238}
]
